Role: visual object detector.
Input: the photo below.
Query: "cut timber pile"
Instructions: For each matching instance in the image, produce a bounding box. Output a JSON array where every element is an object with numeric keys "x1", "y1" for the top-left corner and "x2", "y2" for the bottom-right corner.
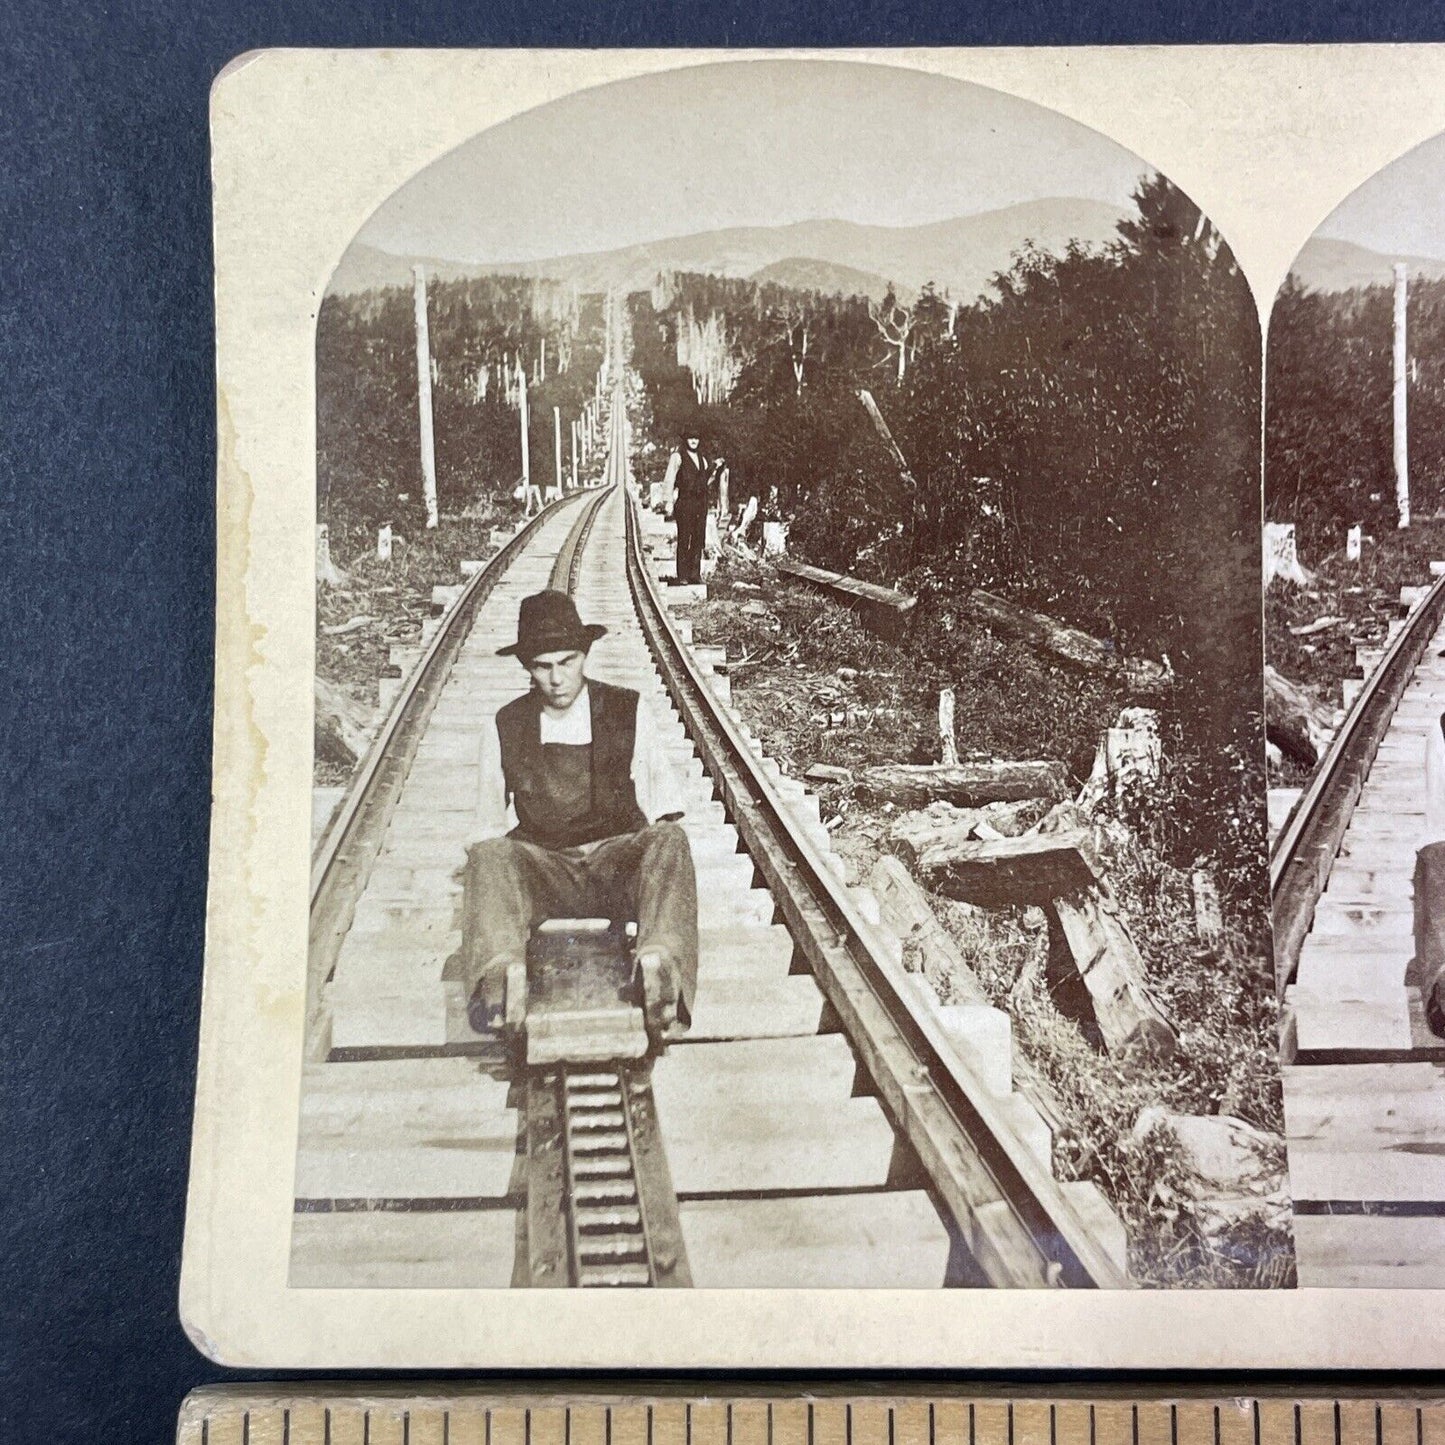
[
  {"x1": 912, "y1": 829, "x2": 1176, "y2": 1062},
  {"x1": 886, "y1": 799, "x2": 1039, "y2": 864},
  {"x1": 856, "y1": 760, "x2": 1068, "y2": 809},
  {"x1": 964, "y1": 589, "x2": 1171, "y2": 697},
  {"x1": 1264, "y1": 663, "x2": 1334, "y2": 766}
]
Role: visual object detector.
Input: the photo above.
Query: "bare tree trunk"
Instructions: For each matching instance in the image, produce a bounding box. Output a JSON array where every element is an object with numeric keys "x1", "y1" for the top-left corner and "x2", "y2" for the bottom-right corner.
[
  {"x1": 1396, "y1": 262, "x2": 1410, "y2": 528},
  {"x1": 411, "y1": 265, "x2": 439, "y2": 529}
]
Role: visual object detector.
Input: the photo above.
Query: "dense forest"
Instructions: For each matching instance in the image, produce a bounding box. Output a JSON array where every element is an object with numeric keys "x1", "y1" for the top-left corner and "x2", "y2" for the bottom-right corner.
[
  {"x1": 1267, "y1": 274, "x2": 1445, "y2": 548},
  {"x1": 631, "y1": 176, "x2": 1264, "y2": 901},
  {"x1": 316, "y1": 275, "x2": 605, "y2": 549}
]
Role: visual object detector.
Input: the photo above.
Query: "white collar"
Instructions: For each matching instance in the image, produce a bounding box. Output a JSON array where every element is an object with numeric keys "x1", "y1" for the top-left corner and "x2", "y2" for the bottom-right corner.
[{"x1": 538, "y1": 686, "x2": 592, "y2": 744}]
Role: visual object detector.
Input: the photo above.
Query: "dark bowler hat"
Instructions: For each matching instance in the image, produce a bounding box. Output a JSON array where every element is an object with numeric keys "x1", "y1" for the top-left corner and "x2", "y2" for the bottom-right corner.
[{"x1": 496, "y1": 589, "x2": 607, "y2": 659}]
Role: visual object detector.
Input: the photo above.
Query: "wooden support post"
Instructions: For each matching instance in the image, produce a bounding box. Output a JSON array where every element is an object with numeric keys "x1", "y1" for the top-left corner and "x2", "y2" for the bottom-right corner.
[
  {"x1": 315, "y1": 523, "x2": 346, "y2": 587},
  {"x1": 570, "y1": 419, "x2": 578, "y2": 490},
  {"x1": 939, "y1": 688, "x2": 959, "y2": 766},
  {"x1": 411, "y1": 264, "x2": 439, "y2": 529},
  {"x1": 1395, "y1": 262, "x2": 1410, "y2": 529},
  {"x1": 1192, "y1": 868, "x2": 1223, "y2": 948},
  {"x1": 519, "y1": 369, "x2": 530, "y2": 483}
]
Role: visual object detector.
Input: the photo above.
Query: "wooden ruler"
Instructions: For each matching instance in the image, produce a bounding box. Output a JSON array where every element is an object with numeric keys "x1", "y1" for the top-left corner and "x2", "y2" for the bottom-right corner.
[{"x1": 177, "y1": 1389, "x2": 1445, "y2": 1445}]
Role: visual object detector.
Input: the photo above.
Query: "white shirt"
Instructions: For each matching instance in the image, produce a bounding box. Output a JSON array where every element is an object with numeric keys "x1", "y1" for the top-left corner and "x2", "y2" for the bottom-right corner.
[
  {"x1": 662, "y1": 447, "x2": 709, "y2": 513},
  {"x1": 469, "y1": 685, "x2": 687, "y2": 847}
]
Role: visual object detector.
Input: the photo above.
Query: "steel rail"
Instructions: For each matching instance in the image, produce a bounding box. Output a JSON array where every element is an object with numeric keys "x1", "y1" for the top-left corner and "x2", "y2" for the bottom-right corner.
[
  {"x1": 622, "y1": 492, "x2": 1128, "y2": 1290},
  {"x1": 549, "y1": 484, "x2": 611, "y2": 595},
  {"x1": 1270, "y1": 570, "x2": 1445, "y2": 998},
  {"x1": 306, "y1": 492, "x2": 587, "y2": 1059}
]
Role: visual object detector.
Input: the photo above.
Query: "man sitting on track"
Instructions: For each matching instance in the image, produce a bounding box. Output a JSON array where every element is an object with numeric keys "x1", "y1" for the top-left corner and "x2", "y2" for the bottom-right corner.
[{"x1": 458, "y1": 588, "x2": 698, "y2": 1039}]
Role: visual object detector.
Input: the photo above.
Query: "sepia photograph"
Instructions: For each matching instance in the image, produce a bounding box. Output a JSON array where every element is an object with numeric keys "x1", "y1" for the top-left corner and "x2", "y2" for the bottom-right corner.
[
  {"x1": 296, "y1": 56, "x2": 1291, "y2": 1293},
  {"x1": 1267, "y1": 131, "x2": 1445, "y2": 1287}
]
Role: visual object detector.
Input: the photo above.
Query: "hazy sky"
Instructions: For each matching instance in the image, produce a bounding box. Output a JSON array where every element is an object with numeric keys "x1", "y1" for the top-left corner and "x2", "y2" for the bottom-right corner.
[
  {"x1": 355, "y1": 59, "x2": 1153, "y2": 262},
  {"x1": 1316, "y1": 131, "x2": 1445, "y2": 259}
]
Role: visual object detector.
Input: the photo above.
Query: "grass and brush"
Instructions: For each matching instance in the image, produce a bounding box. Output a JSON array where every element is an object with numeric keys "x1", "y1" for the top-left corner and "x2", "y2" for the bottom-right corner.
[
  {"x1": 1265, "y1": 520, "x2": 1445, "y2": 786},
  {"x1": 315, "y1": 506, "x2": 511, "y2": 785},
  {"x1": 690, "y1": 555, "x2": 1292, "y2": 1289}
]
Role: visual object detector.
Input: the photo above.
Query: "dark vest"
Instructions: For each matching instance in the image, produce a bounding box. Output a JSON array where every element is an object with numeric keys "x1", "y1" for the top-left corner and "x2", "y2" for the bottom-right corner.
[
  {"x1": 495, "y1": 679, "x2": 648, "y2": 848},
  {"x1": 674, "y1": 450, "x2": 710, "y2": 514}
]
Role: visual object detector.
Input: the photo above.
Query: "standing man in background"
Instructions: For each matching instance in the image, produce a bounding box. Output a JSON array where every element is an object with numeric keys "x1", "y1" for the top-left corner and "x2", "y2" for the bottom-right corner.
[{"x1": 663, "y1": 431, "x2": 711, "y2": 586}]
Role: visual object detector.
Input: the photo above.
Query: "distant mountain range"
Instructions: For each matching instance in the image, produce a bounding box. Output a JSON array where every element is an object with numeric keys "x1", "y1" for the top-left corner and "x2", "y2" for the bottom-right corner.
[
  {"x1": 748, "y1": 256, "x2": 896, "y2": 301},
  {"x1": 331, "y1": 198, "x2": 1131, "y2": 303},
  {"x1": 1290, "y1": 236, "x2": 1445, "y2": 292}
]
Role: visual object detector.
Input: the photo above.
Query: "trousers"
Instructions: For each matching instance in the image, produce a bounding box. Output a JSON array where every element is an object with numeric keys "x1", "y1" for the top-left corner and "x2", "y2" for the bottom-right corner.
[
  {"x1": 459, "y1": 822, "x2": 698, "y2": 1024},
  {"x1": 674, "y1": 503, "x2": 707, "y2": 585},
  {"x1": 1415, "y1": 841, "x2": 1445, "y2": 1036}
]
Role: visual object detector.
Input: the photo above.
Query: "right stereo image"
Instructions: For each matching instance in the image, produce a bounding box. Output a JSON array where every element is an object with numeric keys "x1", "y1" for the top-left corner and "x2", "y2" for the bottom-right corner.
[{"x1": 1268, "y1": 129, "x2": 1445, "y2": 1287}]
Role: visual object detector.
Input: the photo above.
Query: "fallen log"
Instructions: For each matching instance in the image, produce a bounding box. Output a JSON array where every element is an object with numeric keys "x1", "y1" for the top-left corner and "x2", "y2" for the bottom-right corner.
[
  {"x1": 315, "y1": 675, "x2": 373, "y2": 768},
  {"x1": 870, "y1": 855, "x2": 991, "y2": 1007},
  {"x1": 915, "y1": 831, "x2": 1176, "y2": 1061},
  {"x1": 321, "y1": 614, "x2": 374, "y2": 637},
  {"x1": 868, "y1": 856, "x2": 1069, "y2": 1132},
  {"x1": 774, "y1": 557, "x2": 917, "y2": 642},
  {"x1": 1264, "y1": 663, "x2": 1333, "y2": 766},
  {"x1": 856, "y1": 759, "x2": 1068, "y2": 809},
  {"x1": 1287, "y1": 614, "x2": 1346, "y2": 638},
  {"x1": 1047, "y1": 892, "x2": 1176, "y2": 1062},
  {"x1": 887, "y1": 803, "x2": 991, "y2": 866},
  {"x1": 964, "y1": 589, "x2": 1171, "y2": 695}
]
